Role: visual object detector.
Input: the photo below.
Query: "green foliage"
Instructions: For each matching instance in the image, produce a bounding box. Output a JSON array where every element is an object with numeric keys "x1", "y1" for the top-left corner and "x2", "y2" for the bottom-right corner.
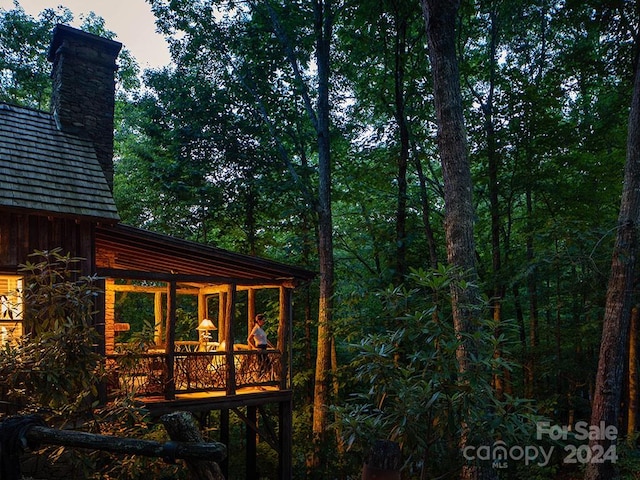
[
  {"x1": 0, "y1": 249, "x2": 102, "y2": 416},
  {"x1": 2, "y1": 1, "x2": 638, "y2": 478},
  {"x1": 86, "y1": 396, "x2": 183, "y2": 480},
  {"x1": 0, "y1": 3, "x2": 70, "y2": 108},
  {"x1": 19, "y1": 249, "x2": 99, "y2": 335},
  {"x1": 0, "y1": 250, "x2": 184, "y2": 479},
  {"x1": 336, "y1": 266, "x2": 544, "y2": 478}
]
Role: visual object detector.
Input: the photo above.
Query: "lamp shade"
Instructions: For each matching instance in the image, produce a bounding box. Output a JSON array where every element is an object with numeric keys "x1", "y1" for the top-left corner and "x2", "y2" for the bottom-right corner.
[{"x1": 197, "y1": 318, "x2": 217, "y2": 330}]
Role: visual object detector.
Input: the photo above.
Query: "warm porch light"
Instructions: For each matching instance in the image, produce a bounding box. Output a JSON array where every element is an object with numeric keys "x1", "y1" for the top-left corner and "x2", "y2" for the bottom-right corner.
[{"x1": 197, "y1": 318, "x2": 216, "y2": 342}]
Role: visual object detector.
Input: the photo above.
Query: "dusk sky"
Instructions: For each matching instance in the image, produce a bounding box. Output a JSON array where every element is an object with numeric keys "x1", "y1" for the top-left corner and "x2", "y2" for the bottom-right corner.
[{"x1": 0, "y1": 0, "x2": 172, "y2": 69}]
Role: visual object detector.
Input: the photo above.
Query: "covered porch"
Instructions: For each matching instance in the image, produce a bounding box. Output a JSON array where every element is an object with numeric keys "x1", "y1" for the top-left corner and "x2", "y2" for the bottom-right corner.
[
  {"x1": 103, "y1": 276, "x2": 293, "y2": 400},
  {"x1": 93, "y1": 223, "x2": 314, "y2": 479},
  {"x1": 94, "y1": 223, "x2": 314, "y2": 403}
]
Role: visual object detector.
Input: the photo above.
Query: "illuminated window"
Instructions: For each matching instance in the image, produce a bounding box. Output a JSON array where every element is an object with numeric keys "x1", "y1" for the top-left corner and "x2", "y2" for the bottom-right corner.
[{"x1": 0, "y1": 275, "x2": 23, "y2": 345}]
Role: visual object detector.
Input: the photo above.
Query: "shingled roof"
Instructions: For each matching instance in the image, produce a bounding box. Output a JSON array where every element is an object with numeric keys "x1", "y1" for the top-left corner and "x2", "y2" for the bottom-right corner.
[
  {"x1": 95, "y1": 223, "x2": 316, "y2": 284},
  {"x1": 0, "y1": 103, "x2": 119, "y2": 221}
]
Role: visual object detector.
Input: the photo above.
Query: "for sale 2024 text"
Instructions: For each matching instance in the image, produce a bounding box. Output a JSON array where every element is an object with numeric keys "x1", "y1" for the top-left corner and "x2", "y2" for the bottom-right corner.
[{"x1": 537, "y1": 421, "x2": 618, "y2": 465}]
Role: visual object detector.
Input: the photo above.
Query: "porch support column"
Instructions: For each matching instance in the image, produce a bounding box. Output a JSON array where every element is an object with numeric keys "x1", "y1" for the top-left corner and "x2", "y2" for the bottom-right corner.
[
  {"x1": 277, "y1": 287, "x2": 292, "y2": 390},
  {"x1": 198, "y1": 289, "x2": 207, "y2": 323},
  {"x1": 248, "y1": 288, "x2": 256, "y2": 333},
  {"x1": 96, "y1": 277, "x2": 107, "y2": 404},
  {"x1": 103, "y1": 278, "x2": 114, "y2": 353},
  {"x1": 224, "y1": 283, "x2": 237, "y2": 395},
  {"x1": 165, "y1": 280, "x2": 177, "y2": 400},
  {"x1": 154, "y1": 292, "x2": 163, "y2": 346},
  {"x1": 218, "y1": 291, "x2": 226, "y2": 339}
]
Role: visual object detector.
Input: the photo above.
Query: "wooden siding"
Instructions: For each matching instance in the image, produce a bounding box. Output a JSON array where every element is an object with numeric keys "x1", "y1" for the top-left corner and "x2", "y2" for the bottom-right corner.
[{"x1": 0, "y1": 212, "x2": 95, "y2": 275}]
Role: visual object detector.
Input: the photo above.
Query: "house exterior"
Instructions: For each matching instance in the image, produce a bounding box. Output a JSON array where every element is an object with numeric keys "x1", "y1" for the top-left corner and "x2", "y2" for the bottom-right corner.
[{"x1": 0, "y1": 24, "x2": 314, "y2": 479}]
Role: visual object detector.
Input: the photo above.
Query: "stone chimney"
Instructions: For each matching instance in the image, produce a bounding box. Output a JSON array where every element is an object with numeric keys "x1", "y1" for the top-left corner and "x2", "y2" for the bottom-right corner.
[{"x1": 48, "y1": 24, "x2": 122, "y2": 190}]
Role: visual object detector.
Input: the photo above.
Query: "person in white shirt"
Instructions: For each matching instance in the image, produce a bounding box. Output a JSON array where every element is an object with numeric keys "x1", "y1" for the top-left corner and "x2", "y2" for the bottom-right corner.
[
  {"x1": 248, "y1": 313, "x2": 270, "y2": 349},
  {"x1": 248, "y1": 313, "x2": 272, "y2": 377}
]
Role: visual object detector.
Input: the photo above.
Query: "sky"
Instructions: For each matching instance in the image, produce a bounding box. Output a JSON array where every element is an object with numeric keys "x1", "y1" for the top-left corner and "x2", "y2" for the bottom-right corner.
[{"x1": 0, "y1": 0, "x2": 172, "y2": 69}]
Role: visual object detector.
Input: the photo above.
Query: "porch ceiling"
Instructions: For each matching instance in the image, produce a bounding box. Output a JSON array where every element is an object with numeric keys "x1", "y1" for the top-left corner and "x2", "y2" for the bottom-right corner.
[{"x1": 95, "y1": 224, "x2": 315, "y2": 285}]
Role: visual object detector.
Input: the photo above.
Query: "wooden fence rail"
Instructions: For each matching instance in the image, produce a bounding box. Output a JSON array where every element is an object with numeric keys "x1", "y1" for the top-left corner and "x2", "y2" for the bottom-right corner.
[{"x1": 0, "y1": 411, "x2": 226, "y2": 480}]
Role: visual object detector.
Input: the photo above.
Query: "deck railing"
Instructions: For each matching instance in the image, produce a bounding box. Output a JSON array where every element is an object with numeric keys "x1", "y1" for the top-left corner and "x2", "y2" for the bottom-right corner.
[{"x1": 106, "y1": 349, "x2": 282, "y2": 398}]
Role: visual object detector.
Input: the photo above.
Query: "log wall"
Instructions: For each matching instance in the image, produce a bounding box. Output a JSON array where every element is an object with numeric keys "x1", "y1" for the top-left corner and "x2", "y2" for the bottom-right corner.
[{"x1": 0, "y1": 212, "x2": 95, "y2": 275}]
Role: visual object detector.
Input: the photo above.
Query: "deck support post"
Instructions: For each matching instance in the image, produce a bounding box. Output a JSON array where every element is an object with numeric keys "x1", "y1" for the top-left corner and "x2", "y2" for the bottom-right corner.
[
  {"x1": 246, "y1": 405, "x2": 257, "y2": 479},
  {"x1": 248, "y1": 288, "x2": 256, "y2": 333},
  {"x1": 220, "y1": 409, "x2": 230, "y2": 478},
  {"x1": 279, "y1": 398, "x2": 293, "y2": 480},
  {"x1": 278, "y1": 287, "x2": 292, "y2": 389}
]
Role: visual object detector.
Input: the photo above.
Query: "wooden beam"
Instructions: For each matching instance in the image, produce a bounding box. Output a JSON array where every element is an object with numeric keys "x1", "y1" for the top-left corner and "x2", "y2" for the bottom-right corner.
[
  {"x1": 140, "y1": 391, "x2": 295, "y2": 416},
  {"x1": 220, "y1": 409, "x2": 230, "y2": 478},
  {"x1": 202, "y1": 284, "x2": 283, "y2": 294},
  {"x1": 258, "y1": 405, "x2": 279, "y2": 450},
  {"x1": 154, "y1": 291, "x2": 163, "y2": 346},
  {"x1": 278, "y1": 287, "x2": 292, "y2": 390},
  {"x1": 218, "y1": 292, "x2": 226, "y2": 345},
  {"x1": 279, "y1": 399, "x2": 293, "y2": 480},
  {"x1": 248, "y1": 288, "x2": 256, "y2": 334},
  {"x1": 104, "y1": 278, "x2": 116, "y2": 353},
  {"x1": 198, "y1": 289, "x2": 207, "y2": 324},
  {"x1": 231, "y1": 407, "x2": 278, "y2": 453},
  {"x1": 109, "y1": 284, "x2": 199, "y2": 294},
  {"x1": 96, "y1": 268, "x2": 299, "y2": 288}
]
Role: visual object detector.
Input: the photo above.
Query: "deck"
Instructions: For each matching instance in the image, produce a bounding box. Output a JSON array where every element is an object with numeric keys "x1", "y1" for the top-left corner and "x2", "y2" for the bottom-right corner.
[
  {"x1": 106, "y1": 348, "x2": 287, "y2": 414},
  {"x1": 139, "y1": 386, "x2": 291, "y2": 416}
]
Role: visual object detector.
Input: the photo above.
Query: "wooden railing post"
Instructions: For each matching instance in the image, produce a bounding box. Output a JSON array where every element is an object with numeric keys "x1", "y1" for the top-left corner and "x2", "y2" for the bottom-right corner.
[
  {"x1": 165, "y1": 280, "x2": 177, "y2": 399},
  {"x1": 224, "y1": 283, "x2": 236, "y2": 395}
]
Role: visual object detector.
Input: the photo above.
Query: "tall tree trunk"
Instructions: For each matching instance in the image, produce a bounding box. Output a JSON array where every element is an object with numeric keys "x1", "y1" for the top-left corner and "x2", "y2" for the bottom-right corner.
[
  {"x1": 525, "y1": 186, "x2": 538, "y2": 398},
  {"x1": 420, "y1": 2, "x2": 493, "y2": 479},
  {"x1": 413, "y1": 153, "x2": 439, "y2": 268},
  {"x1": 628, "y1": 306, "x2": 638, "y2": 441},
  {"x1": 311, "y1": 0, "x2": 335, "y2": 472},
  {"x1": 421, "y1": 0, "x2": 479, "y2": 378},
  {"x1": 262, "y1": 0, "x2": 335, "y2": 470},
  {"x1": 478, "y1": 6, "x2": 507, "y2": 399},
  {"x1": 393, "y1": 9, "x2": 409, "y2": 282},
  {"x1": 584, "y1": 50, "x2": 640, "y2": 480}
]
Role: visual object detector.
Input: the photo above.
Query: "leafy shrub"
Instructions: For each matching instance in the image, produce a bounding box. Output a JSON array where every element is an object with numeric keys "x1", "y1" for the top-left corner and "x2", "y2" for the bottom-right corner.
[
  {"x1": 336, "y1": 266, "x2": 544, "y2": 479},
  {"x1": 0, "y1": 249, "x2": 183, "y2": 479},
  {"x1": 0, "y1": 249, "x2": 103, "y2": 417}
]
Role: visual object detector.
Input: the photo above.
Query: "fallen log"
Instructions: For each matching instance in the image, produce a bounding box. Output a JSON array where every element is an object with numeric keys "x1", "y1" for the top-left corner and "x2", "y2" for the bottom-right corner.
[
  {"x1": 23, "y1": 425, "x2": 227, "y2": 463},
  {"x1": 1, "y1": 413, "x2": 227, "y2": 480}
]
